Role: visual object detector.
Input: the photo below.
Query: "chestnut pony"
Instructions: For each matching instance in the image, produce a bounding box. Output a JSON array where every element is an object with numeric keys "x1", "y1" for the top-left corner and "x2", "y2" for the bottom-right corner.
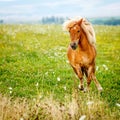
[{"x1": 63, "y1": 17, "x2": 103, "y2": 91}]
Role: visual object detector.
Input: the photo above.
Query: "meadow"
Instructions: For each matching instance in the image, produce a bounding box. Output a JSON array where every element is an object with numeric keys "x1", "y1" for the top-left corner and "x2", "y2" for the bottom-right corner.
[{"x1": 0, "y1": 24, "x2": 120, "y2": 120}]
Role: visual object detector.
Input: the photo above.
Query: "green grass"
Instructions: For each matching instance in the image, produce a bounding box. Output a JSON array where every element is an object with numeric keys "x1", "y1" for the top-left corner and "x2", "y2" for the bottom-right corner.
[
  {"x1": 0, "y1": 24, "x2": 73, "y2": 99},
  {"x1": 0, "y1": 24, "x2": 120, "y2": 119}
]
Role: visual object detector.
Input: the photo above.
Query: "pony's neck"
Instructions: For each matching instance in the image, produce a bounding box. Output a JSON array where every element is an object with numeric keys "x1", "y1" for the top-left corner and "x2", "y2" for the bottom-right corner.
[{"x1": 78, "y1": 30, "x2": 89, "y2": 51}]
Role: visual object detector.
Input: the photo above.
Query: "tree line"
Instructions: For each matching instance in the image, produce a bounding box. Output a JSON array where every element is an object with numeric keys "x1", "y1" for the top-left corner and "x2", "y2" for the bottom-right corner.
[
  {"x1": 40, "y1": 16, "x2": 65, "y2": 24},
  {"x1": 0, "y1": 16, "x2": 120, "y2": 25},
  {"x1": 90, "y1": 17, "x2": 120, "y2": 25},
  {"x1": 40, "y1": 16, "x2": 120, "y2": 25}
]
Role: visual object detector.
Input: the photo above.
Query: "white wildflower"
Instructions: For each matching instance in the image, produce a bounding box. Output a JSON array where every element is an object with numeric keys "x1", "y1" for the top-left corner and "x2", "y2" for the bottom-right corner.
[
  {"x1": 20, "y1": 118, "x2": 24, "y2": 120},
  {"x1": 79, "y1": 115, "x2": 86, "y2": 120},
  {"x1": 57, "y1": 77, "x2": 61, "y2": 81},
  {"x1": 23, "y1": 113, "x2": 29, "y2": 119},
  {"x1": 39, "y1": 95, "x2": 42, "y2": 99},
  {"x1": 63, "y1": 86, "x2": 67, "y2": 90},
  {"x1": 96, "y1": 66, "x2": 99, "y2": 71},
  {"x1": 59, "y1": 47, "x2": 62, "y2": 51},
  {"x1": 45, "y1": 72, "x2": 48, "y2": 75},
  {"x1": 66, "y1": 60, "x2": 69, "y2": 63},
  {"x1": 33, "y1": 98, "x2": 36, "y2": 101},
  {"x1": 10, "y1": 91, "x2": 12, "y2": 94},
  {"x1": 8, "y1": 87, "x2": 12, "y2": 90},
  {"x1": 54, "y1": 52, "x2": 58, "y2": 56},
  {"x1": 103, "y1": 64, "x2": 108, "y2": 70},
  {"x1": 87, "y1": 101, "x2": 94, "y2": 105},
  {"x1": 35, "y1": 82, "x2": 39, "y2": 87},
  {"x1": 116, "y1": 103, "x2": 120, "y2": 107}
]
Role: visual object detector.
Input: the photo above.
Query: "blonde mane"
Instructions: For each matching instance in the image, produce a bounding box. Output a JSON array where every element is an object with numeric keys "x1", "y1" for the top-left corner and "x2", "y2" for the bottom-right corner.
[{"x1": 63, "y1": 17, "x2": 96, "y2": 46}]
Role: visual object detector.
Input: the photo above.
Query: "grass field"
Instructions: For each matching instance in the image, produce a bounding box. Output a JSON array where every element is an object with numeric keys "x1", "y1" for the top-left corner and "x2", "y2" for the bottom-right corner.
[{"x1": 0, "y1": 24, "x2": 120, "y2": 120}]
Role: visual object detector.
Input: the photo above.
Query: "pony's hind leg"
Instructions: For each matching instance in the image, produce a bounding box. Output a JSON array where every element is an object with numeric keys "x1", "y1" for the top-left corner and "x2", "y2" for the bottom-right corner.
[
  {"x1": 86, "y1": 66, "x2": 103, "y2": 92},
  {"x1": 92, "y1": 74, "x2": 103, "y2": 91}
]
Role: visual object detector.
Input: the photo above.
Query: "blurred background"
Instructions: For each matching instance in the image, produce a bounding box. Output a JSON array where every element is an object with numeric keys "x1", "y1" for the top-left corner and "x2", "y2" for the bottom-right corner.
[{"x1": 0, "y1": 0, "x2": 120, "y2": 24}]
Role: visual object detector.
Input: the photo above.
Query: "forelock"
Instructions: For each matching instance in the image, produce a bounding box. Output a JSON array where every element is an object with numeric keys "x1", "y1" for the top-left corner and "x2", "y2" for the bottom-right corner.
[{"x1": 63, "y1": 17, "x2": 83, "y2": 31}]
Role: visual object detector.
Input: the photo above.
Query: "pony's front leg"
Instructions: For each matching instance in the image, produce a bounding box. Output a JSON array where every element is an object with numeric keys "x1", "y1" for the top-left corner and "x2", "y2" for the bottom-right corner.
[
  {"x1": 85, "y1": 66, "x2": 93, "y2": 91},
  {"x1": 86, "y1": 75, "x2": 92, "y2": 91},
  {"x1": 72, "y1": 66, "x2": 84, "y2": 90}
]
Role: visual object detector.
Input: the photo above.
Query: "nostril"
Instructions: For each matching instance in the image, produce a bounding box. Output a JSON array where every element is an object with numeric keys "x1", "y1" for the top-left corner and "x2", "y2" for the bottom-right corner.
[
  {"x1": 70, "y1": 42, "x2": 77, "y2": 50},
  {"x1": 73, "y1": 42, "x2": 76, "y2": 46}
]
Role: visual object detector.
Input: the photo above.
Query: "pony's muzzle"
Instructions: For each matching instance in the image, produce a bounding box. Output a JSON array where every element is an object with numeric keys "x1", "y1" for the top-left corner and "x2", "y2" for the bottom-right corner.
[{"x1": 70, "y1": 40, "x2": 79, "y2": 50}]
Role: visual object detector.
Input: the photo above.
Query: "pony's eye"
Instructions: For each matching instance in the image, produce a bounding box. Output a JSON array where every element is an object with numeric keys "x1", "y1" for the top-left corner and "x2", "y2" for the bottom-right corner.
[{"x1": 77, "y1": 30, "x2": 80, "y2": 33}]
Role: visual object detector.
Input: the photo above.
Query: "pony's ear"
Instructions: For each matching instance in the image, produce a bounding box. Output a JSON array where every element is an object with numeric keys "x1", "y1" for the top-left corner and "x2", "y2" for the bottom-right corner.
[{"x1": 78, "y1": 18, "x2": 83, "y2": 26}]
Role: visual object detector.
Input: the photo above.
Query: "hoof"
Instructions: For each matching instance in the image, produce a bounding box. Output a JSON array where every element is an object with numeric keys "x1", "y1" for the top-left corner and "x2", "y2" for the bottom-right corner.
[
  {"x1": 98, "y1": 87, "x2": 103, "y2": 92},
  {"x1": 78, "y1": 85, "x2": 84, "y2": 91},
  {"x1": 83, "y1": 88, "x2": 90, "y2": 93}
]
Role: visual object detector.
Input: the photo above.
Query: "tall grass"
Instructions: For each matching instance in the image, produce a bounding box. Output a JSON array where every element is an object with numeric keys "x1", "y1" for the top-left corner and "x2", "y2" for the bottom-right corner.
[
  {"x1": 0, "y1": 24, "x2": 120, "y2": 119},
  {"x1": 0, "y1": 91, "x2": 119, "y2": 120}
]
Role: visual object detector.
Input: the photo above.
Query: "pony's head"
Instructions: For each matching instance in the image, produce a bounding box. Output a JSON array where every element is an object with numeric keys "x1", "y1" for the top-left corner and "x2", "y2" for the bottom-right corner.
[
  {"x1": 63, "y1": 18, "x2": 83, "y2": 50},
  {"x1": 63, "y1": 17, "x2": 96, "y2": 50}
]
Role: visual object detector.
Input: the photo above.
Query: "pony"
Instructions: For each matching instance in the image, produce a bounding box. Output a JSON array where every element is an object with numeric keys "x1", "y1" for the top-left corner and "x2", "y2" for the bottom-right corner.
[{"x1": 63, "y1": 17, "x2": 103, "y2": 91}]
